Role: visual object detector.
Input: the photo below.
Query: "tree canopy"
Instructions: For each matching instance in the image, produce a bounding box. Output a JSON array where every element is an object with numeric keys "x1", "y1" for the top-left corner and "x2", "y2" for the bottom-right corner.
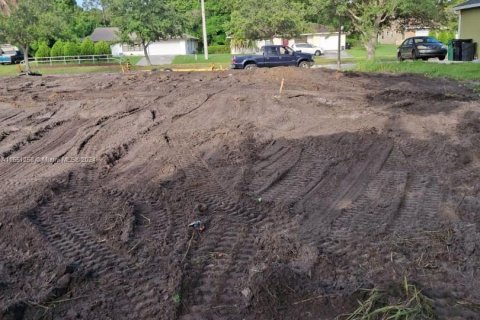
[
  {"x1": 311, "y1": 0, "x2": 440, "y2": 59},
  {"x1": 0, "y1": 0, "x2": 67, "y2": 72},
  {"x1": 108, "y1": 0, "x2": 187, "y2": 65},
  {"x1": 228, "y1": 0, "x2": 307, "y2": 42}
]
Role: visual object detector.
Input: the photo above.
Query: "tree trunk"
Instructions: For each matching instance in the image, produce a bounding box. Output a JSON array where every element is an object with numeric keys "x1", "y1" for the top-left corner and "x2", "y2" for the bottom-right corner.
[
  {"x1": 365, "y1": 37, "x2": 376, "y2": 60},
  {"x1": 142, "y1": 42, "x2": 152, "y2": 66},
  {"x1": 337, "y1": 25, "x2": 342, "y2": 70},
  {"x1": 21, "y1": 46, "x2": 30, "y2": 74}
]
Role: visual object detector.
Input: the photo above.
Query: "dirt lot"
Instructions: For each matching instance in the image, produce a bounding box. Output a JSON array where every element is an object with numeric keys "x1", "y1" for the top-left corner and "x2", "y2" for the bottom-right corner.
[{"x1": 0, "y1": 69, "x2": 479, "y2": 319}]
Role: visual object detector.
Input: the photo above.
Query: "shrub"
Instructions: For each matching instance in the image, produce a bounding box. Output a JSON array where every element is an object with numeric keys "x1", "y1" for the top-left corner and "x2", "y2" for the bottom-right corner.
[
  {"x1": 35, "y1": 42, "x2": 50, "y2": 58},
  {"x1": 50, "y1": 40, "x2": 64, "y2": 57},
  {"x1": 429, "y1": 30, "x2": 455, "y2": 45},
  {"x1": 94, "y1": 41, "x2": 111, "y2": 55},
  {"x1": 80, "y1": 37, "x2": 95, "y2": 55},
  {"x1": 63, "y1": 41, "x2": 80, "y2": 56},
  {"x1": 208, "y1": 44, "x2": 230, "y2": 54}
]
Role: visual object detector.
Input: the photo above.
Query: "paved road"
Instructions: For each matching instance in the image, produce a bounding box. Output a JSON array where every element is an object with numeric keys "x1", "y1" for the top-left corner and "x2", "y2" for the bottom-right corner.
[
  {"x1": 136, "y1": 55, "x2": 175, "y2": 66},
  {"x1": 322, "y1": 50, "x2": 352, "y2": 59}
]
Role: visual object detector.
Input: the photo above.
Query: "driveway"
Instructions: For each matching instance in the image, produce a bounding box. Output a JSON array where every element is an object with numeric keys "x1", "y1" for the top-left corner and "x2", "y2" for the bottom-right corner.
[{"x1": 136, "y1": 55, "x2": 175, "y2": 66}]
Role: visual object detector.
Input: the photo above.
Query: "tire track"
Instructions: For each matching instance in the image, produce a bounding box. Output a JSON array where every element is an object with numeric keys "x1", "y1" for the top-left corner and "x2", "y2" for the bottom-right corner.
[{"x1": 171, "y1": 147, "x2": 264, "y2": 318}]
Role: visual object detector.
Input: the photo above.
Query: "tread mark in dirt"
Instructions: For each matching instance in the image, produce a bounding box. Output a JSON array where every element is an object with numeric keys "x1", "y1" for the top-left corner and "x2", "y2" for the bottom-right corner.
[
  {"x1": 172, "y1": 89, "x2": 228, "y2": 121},
  {"x1": 385, "y1": 174, "x2": 442, "y2": 235},
  {"x1": 0, "y1": 121, "x2": 66, "y2": 158},
  {"x1": 28, "y1": 203, "x2": 176, "y2": 319},
  {"x1": 296, "y1": 141, "x2": 394, "y2": 244},
  {"x1": 171, "y1": 148, "x2": 264, "y2": 317}
]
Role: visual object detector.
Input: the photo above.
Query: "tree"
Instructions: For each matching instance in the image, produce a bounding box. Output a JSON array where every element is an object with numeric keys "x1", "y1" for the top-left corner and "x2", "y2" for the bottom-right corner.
[
  {"x1": 94, "y1": 40, "x2": 111, "y2": 55},
  {"x1": 51, "y1": 40, "x2": 65, "y2": 57},
  {"x1": 35, "y1": 42, "x2": 51, "y2": 58},
  {"x1": 83, "y1": 0, "x2": 110, "y2": 26},
  {"x1": 0, "y1": 0, "x2": 66, "y2": 73},
  {"x1": 311, "y1": 0, "x2": 439, "y2": 59},
  {"x1": 80, "y1": 37, "x2": 95, "y2": 55},
  {"x1": 109, "y1": 0, "x2": 186, "y2": 66},
  {"x1": 63, "y1": 41, "x2": 80, "y2": 56},
  {"x1": 228, "y1": 0, "x2": 307, "y2": 42}
]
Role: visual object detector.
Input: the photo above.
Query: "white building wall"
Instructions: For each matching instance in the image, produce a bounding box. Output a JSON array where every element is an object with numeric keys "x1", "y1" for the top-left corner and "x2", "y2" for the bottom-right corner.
[
  {"x1": 111, "y1": 39, "x2": 198, "y2": 56},
  {"x1": 148, "y1": 39, "x2": 186, "y2": 55},
  {"x1": 307, "y1": 34, "x2": 346, "y2": 51},
  {"x1": 110, "y1": 44, "x2": 123, "y2": 56},
  {"x1": 415, "y1": 29, "x2": 430, "y2": 37}
]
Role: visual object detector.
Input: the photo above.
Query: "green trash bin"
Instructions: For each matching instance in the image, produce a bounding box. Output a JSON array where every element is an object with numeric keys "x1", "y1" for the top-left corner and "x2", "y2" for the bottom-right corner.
[{"x1": 447, "y1": 41, "x2": 454, "y2": 61}]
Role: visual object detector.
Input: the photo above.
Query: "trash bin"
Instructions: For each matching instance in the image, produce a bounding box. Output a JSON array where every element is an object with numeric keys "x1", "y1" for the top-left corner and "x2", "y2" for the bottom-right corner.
[
  {"x1": 448, "y1": 41, "x2": 454, "y2": 61},
  {"x1": 451, "y1": 39, "x2": 473, "y2": 61},
  {"x1": 462, "y1": 42, "x2": 476, "y2": 61}
]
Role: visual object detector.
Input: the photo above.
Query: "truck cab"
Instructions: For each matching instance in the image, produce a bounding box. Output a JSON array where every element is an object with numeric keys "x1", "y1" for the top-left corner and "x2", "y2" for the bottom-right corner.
[{"x1": 231, "y1": 45, "x2": 314, "y2": 70}]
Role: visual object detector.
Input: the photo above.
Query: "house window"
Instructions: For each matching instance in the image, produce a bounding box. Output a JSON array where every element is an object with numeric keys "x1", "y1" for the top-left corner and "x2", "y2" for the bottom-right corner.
[{"x1": 122, "y1": 44, "x2": 143, "y2": 52}]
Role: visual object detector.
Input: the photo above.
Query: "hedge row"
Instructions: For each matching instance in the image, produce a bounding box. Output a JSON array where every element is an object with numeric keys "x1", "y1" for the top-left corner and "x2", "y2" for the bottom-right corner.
[
  {"x1": 208, "y1": 45, "x2": 230, "y2": 54},
  {"x1": 35, "y1": 38, "x2": 111, "y2": 58}
]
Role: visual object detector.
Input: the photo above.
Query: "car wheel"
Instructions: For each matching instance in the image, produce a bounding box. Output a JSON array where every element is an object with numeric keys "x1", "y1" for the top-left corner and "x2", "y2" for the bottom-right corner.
[
  {"x1": 397, "y1": 53, "x2": 404, "y2": 62},
  {"x1": 244, "y1": 63, "x2": 257, "y2": 70},
  {"x1": 298, "y1": 61, "x2": 311, "y2": 69},
  {"x1": 422, "y1": 57, "x2": 428, "y2": 61},
  {"x1": 438, "y1": 55, "x2": 446, "y2": 61},
  {"x1": 314, "y1": 50, "x2": 321, "y2": 56}
]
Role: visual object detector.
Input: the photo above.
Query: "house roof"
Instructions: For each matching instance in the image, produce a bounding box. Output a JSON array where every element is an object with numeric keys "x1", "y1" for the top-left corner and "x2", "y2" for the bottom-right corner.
[
  {"x1": 89, "y1": 27, "x2": 198, "y2": 42},
  {"x1": 90, "y1": 28, "x2": 121, "y2": 42},
  {"x1": 454, "y1": 0, "x2": 480, "y2": 11},
  {"x1": 302, "y1": 24, "x2": 336, "y2": 35}
]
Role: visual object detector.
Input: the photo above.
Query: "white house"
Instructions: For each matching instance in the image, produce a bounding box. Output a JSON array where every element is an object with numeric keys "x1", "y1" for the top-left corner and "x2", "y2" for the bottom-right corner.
[
  {"x1": 89, "y1": 27, "x2": 198, "y2": 56},
  {"x1": 230, "y1": 25, "x2": 346, "y2": 54}
]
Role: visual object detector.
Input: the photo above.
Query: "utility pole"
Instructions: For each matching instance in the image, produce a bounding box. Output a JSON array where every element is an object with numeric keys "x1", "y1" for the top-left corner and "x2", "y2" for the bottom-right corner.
[{"x1": 201, "y1": 0, "x2": 208, "y2": 60}]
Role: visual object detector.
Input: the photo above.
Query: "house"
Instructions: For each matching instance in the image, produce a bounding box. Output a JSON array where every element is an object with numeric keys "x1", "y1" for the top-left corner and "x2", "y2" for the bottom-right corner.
[
  {"x1": 455, "y1": 0, "x2": 480, "y2": 54},
  {"x1": 378, "y1": 25, "x2": 431, "y2": 45},
  {"x1": 230, "y1": 25, "x2": 346, "y2": 54},
  {"x1": 89, "y1": 27, "x2": 198, "y2": 56}
]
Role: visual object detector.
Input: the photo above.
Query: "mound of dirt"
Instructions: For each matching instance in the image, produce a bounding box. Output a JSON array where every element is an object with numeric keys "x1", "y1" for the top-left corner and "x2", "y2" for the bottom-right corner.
[{"x1": 0, "y1": 68, "x2": 480, "y2": 319}]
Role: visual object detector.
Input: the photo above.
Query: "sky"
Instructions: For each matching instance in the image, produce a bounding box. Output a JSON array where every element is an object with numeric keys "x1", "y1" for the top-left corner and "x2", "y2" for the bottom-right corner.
[{"x1": 76, "y1": 0, "x2": 83, "y2": 6}]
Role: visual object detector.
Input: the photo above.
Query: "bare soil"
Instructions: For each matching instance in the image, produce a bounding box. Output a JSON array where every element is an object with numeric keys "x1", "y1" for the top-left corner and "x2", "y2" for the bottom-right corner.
[{"x1": 0, "y1": 69, "x2": 479, "y2": 320}]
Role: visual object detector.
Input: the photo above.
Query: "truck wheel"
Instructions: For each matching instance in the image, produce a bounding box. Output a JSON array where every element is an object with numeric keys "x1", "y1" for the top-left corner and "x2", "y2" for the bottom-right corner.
[
  {"x1": 397, "y1": 53, "x2": 404, "y2": 62},
  {"x1": 244, "y1": 63, "x2": 257, "y2": 70},
  {"x1": 299, "y1": 61, "x2": 311, "y2": 69},
  {"x1": 315, "y1": 50, "x2": 322, "y2": 56}
]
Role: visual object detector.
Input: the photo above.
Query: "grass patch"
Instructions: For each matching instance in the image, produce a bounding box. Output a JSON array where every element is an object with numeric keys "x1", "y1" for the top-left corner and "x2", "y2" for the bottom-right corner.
[
  {"x1": 172, "y1": 292, "x2": 182, "y2": 305},
  {"x1": 172, "y1": 54, "x2": 232, "y2": 65},
  {"x1": 355, "y1": 60, "x2": 480, "y2": 81},
  {"x1": 348, "y1": 44, "x2": 398, "y2": 62},
  {"x1": 0, "y1": 63, "x2": 153, "y2": 77},
  {"x1": 347, "y1": 278, "x2": 435, "y2": 320}
]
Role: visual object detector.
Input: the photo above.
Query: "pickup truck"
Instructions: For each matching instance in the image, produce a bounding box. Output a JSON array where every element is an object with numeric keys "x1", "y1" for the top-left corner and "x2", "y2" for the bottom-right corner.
[
  {"x1": 0, "y1": 50, "x2": 24, "y2": 65},
  {"x1": 231, "y1": 45, "x2": 314, "y2": 70}
]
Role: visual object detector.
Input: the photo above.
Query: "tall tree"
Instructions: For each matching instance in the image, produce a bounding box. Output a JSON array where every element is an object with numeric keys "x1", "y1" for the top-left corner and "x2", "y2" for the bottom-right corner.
[
  {"x1": 108, "y1": 0, "x2": 187, "y2": 66},
  {"x1": 83, "y1": 0, "x2": 110, "y2": 26},
  {"x1": 311, "y1": 0, "x2": 439, "y2": 59},
  {"x1": 228, "y1": 0, "x2": 307, "y2": 43},
  {"x1": 0, "y1": 0, "x2": 66, "y2": 73}
]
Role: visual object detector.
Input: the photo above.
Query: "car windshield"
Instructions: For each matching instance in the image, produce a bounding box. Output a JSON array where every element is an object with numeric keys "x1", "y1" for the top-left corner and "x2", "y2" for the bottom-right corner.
[{"x1": 415, "y1": 37, "x2": 441, "y2": 44}]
